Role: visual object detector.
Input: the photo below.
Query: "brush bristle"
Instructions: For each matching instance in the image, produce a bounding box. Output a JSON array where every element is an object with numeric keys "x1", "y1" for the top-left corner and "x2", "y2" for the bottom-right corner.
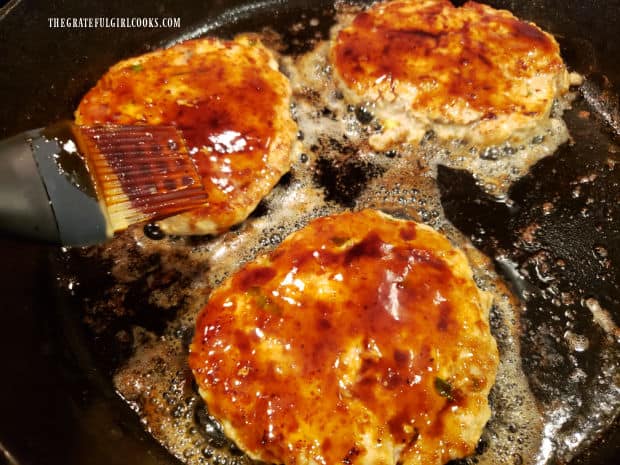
[{"x1": 73, "y1": 124, "x2": 208, "y2": 232}]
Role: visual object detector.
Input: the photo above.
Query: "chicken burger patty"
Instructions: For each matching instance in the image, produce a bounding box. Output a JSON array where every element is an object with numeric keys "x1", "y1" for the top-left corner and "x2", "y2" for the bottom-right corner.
[
  {"x1": 76, "y1": 36, "x2": 296, "y2": 235},
  {"x1": 190, "y1": 209, "x2": 499, "y2": 465},
  {"x1": 330, "y1": 0, "x2": 576, "y2": 150}
]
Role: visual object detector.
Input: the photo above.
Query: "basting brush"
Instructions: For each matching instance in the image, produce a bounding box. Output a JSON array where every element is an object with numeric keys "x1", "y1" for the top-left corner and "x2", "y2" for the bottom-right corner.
[{"x1": 0, "y1": 121, "x2": 208, "y2": 246}]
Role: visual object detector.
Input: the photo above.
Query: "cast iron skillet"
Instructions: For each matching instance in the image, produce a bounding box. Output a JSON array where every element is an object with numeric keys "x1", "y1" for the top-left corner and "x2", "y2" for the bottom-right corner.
[{"x1": 0, "y1": 1, "x2": 618, "y2": 464}]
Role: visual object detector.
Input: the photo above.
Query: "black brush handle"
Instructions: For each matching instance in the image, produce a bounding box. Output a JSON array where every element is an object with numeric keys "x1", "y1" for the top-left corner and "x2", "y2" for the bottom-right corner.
[
  {"x1": 0, "y1": 127, "x2": 110, "y2": 246},
  {"x1": 0, "y1": 129, "x2": 60, "y2": 243}
]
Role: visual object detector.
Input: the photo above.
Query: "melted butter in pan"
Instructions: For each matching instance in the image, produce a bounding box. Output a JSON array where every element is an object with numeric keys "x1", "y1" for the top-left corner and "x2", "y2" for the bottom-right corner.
[{"x1": 90, "y1": 169, "x2": 543, "y2": 465}]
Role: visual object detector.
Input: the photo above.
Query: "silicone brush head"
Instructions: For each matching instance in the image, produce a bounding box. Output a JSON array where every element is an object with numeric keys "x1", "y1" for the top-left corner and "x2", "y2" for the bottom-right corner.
[{"x1": 72, "y1": 124, "x2": 209, "y2": 233}]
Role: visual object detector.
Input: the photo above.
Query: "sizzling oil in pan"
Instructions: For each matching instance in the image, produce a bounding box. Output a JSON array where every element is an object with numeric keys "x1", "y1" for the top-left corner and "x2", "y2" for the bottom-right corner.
[{"x1": 54, "y1": 3, "x2": 619, "y2": 465}]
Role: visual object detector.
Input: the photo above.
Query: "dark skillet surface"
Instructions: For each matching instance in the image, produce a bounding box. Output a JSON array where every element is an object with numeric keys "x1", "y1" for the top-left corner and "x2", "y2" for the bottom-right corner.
[{"x1": 0, "y1": 1, "x2": 618, "y2": 464}]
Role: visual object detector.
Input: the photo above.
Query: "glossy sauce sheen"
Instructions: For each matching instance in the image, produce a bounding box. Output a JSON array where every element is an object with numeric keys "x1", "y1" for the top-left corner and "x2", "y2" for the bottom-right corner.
[
  {"x1": 75, "y1": 36, "x2": 296, "y2": 235},
  {"x1": 333, "y1": 0, "x2": 563, "y2": 118},
  {"x1": 190, "y1": 210, "x2": 498, "y2": 465}
]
